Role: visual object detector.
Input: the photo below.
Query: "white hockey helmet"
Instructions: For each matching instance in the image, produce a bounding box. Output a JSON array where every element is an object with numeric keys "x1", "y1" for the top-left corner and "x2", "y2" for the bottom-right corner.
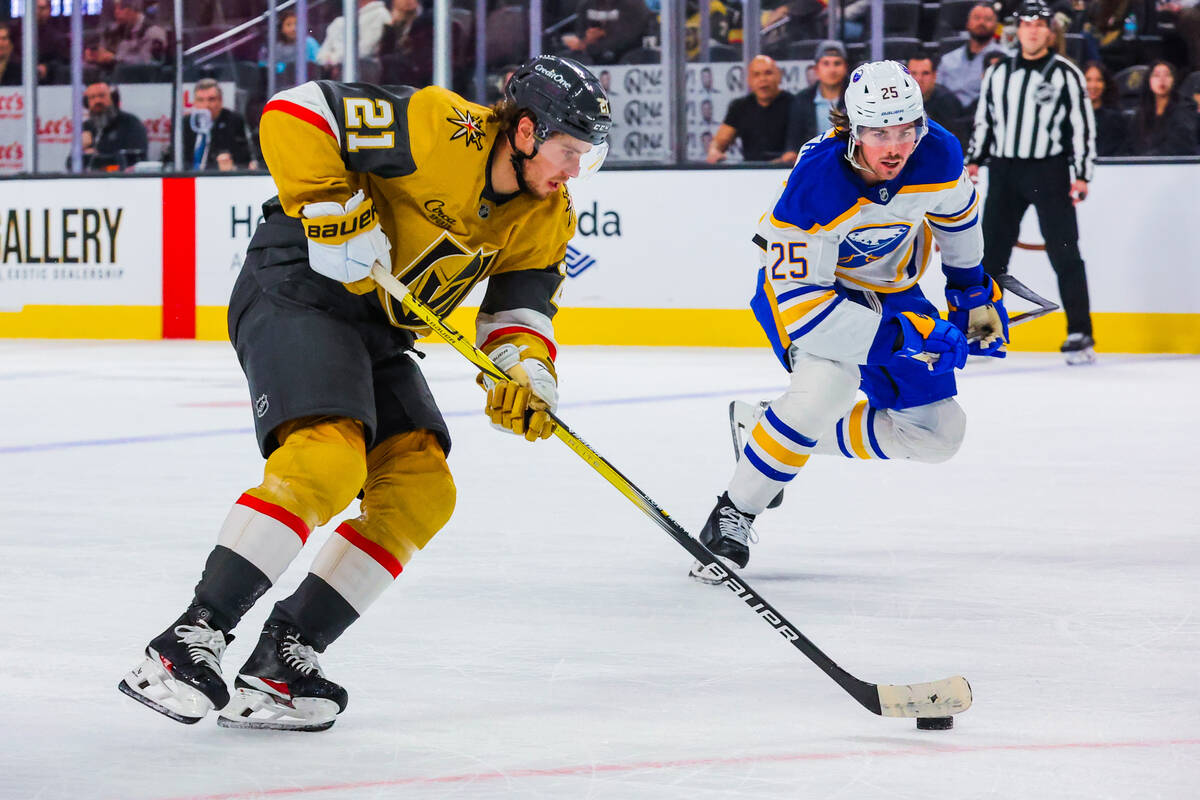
[{"x1": 843, "y1": 60, "x2": 928, "y2": 158}]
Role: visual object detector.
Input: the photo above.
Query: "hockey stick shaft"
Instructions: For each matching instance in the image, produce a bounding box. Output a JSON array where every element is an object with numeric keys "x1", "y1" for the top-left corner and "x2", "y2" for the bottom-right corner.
[{"x1": 369, "y1": 263, "x2": 971, "y2": 718}]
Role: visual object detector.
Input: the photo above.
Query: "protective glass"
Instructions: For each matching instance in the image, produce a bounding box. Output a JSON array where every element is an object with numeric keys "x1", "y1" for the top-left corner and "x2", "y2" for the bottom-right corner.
[
  {"x1": 854, "y1": 119, "x2": 927, "y2": 148},
  {"x1": 538, "y1": 137, "x2": 609, "y2": 180}
]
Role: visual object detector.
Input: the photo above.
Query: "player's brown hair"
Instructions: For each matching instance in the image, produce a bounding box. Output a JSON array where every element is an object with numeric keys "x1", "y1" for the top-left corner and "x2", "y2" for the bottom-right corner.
[
  {"x1": 828, "y1": 107, "x2": 851, "y2": 140},
  {"x1": 489, "y1": 98, "x2": 527, "y2": 135}
]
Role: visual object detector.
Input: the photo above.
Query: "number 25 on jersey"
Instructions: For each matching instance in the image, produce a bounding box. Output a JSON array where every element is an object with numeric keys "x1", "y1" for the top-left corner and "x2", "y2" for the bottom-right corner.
[{"x1": 769, "y1": 241, "x2": 808, "y2": 280}]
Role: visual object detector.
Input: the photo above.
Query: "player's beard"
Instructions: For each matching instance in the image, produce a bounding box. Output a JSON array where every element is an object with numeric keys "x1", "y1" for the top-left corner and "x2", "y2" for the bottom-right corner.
[{"x1": 970, "y1": 30, "x2": 994, "y2": 45}]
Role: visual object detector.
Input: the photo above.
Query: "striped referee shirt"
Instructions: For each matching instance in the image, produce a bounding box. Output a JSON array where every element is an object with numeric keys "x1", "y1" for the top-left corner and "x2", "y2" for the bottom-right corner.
[{"x1": 966, "y1": 52, "x2": 1096, "y2": 181}]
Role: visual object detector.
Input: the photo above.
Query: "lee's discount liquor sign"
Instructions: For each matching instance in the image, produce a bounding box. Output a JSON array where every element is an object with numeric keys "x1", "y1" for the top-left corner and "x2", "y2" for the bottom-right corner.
[{"x1": 0, "y1": 82, "x2": 235, "y2": 173}]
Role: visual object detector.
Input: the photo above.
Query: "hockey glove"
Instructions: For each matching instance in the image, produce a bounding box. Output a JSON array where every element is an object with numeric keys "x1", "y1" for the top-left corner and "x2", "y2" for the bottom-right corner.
[
  {"x1": 480, "y1": 343, "x2": 558, "y2": 442},
  {"x1": 893, "y1": 311, "x2": 968, "y2": 375},
  {"x1": 301, "y1": 190, "x2": 391, "y2": 284},
  {"x1": 946, "y1": 275, "x2": 1009, "y2": 357}
]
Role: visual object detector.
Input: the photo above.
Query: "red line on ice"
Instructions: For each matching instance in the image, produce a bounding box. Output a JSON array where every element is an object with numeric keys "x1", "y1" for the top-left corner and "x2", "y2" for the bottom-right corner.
[{"x1": 154, "y1": 737, "x2": 1200, "y2": 800}]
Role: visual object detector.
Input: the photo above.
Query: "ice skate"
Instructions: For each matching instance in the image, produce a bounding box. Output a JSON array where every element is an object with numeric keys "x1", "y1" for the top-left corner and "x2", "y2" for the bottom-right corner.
[
  {"x1": 217, "y1": 622, "x2": 348, "y2": 732},
  {"x1": 689, "y1": 493, "x2": 758, "y2": 584},
  {"x1": 729, "y1": 400, "x2": 784, "y2": 509},
  {"x1": 118, "y1": 607, "x2": 231, "y2": 724},
  {"x1": 1061, "y1": 333, "x2": 1096, "y2": 365}
]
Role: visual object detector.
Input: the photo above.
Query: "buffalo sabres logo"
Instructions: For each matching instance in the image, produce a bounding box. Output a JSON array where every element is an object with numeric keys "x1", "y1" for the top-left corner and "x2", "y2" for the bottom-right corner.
[
  {"x1": 447, "y1": 106, "x2": 486, "y2": 150},
  {"x1": 838, "y1": 223, "x2": 912, "y2": 269},
  {"x1": 383, "y1": 232, "x2": 499, "y2": 329}
]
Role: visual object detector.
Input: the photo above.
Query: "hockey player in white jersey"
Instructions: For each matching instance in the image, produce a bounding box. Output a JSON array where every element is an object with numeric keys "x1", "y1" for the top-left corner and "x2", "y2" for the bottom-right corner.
[{"x1": 691, "y1": 60, "x2": 1008, "y2": 582}]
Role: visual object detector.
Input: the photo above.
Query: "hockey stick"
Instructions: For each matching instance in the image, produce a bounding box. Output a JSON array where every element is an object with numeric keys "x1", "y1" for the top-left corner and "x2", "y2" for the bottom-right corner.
[
  {"x1": 369, "y1": 262, "x2": 972, "y2": 720},
  {"x1": 997, "y1": 274, "x2": 1060, "y2": 325}
]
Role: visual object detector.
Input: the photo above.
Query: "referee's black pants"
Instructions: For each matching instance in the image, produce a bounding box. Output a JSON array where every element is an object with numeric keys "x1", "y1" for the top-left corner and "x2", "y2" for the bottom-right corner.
[{"x1": 980, "y1": 155, "x2": 1093, "y2": 337}]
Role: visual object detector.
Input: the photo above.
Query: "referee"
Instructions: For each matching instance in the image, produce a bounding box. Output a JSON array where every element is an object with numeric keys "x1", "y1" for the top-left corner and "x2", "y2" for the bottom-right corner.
[{"x1": 966, "y1": 0, "x2": 1097, "y2": 364}]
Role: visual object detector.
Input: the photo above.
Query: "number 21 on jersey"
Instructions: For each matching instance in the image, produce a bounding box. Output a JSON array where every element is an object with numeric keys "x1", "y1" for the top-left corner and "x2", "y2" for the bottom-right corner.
[
  {"x1": 769, "y1": 241, "x2": 808, "y2": 279},
  {"x1": 344, "y1": 98, "x2": 395, "y2": 151}
]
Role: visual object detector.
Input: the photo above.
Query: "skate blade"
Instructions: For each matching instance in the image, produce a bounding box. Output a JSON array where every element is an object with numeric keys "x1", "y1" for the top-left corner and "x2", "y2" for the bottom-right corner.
[
  {"x1": 1065, "y1": 350, "x2": 1096, "y2": 366},
  {"x1": 217, "y1": 688, "x2": 339, "y2": 732},
  {"x1": 688, "y1": 557, "x2": 740, "y2": 585},
  {"x1": 118, "y1": 655, "x2": 216, "y2": 724}
]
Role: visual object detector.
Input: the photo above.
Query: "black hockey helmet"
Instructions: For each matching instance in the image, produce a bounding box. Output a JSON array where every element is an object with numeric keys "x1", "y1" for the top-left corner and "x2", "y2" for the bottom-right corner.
[
  {"x1": 505, "y1": 55, "x2": 612, "y2": 147},
  {"x1": 1016, "y1": 0, "x2": 1052, "y2": 21}
]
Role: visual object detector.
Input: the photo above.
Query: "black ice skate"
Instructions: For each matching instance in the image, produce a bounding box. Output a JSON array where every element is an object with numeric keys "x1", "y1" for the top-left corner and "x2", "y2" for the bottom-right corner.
[
  {"x1": 118, "y1": 606, "x2": 232, "y2": 724},
  {"x1": 1061, "y1": 333, "x2": 1096, "y2": 365},
  {"x1": 689, "y1": 493, "x2": 758, "y2": 585},
  {"x1": 217, "y1": 622, "x2": 348, "y2": 732}
]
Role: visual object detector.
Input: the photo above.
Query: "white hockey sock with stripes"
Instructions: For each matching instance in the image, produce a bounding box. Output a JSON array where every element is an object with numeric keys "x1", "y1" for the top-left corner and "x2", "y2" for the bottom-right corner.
[
  {"x1": 216, "y1": 493, "x2": 312, "y2": 583},
  {"x1": 810, "y1": 398, "x2": 966, "y2": 462},
  {"x1": 307, "y1": 522, "x2": 403, "y2": 618},
  {"x1": 728, "y1": 404, "x2": 818, "y2": 515}
]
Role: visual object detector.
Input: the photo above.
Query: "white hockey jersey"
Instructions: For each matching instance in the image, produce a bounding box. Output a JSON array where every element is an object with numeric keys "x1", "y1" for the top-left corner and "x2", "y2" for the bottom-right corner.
[{"x1": 749, "y1": 121, "x2": 983, "y2": 367}]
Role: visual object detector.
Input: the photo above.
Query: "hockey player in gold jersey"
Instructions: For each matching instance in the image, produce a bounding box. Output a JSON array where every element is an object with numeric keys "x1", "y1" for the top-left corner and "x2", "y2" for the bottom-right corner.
[{"x1": 118, "y1": 56, "x2": 612, "y2": 731}]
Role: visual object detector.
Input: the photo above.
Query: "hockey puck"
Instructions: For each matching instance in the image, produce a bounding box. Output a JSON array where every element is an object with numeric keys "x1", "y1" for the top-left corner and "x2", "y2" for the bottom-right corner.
[{"x1": 916, "y1": 716, "x2": 954, "y2": 730}]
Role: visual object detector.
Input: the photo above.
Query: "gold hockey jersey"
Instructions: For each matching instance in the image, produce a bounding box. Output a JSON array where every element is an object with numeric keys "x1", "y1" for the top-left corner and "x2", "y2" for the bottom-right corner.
[{"x1": 258, "y1": 81, "x2": 575, "y2": 366}]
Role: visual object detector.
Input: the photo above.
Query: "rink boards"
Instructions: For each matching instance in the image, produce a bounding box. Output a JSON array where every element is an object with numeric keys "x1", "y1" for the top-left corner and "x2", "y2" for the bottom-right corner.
[{"x1": 0, "y1": 164, "x2": 1196, "y2": 352}]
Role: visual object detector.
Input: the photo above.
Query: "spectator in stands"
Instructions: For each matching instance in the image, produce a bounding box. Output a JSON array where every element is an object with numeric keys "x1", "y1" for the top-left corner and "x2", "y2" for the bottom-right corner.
[
  {"x1": 317, "y1": 0, "x2": 391, "y2": 78},
  {"x1": 182, "y1": 78, "x2": 253, "y2": 171},
  {"x1": 0, "y1": 24, "x2": 18, "y2": 86},
  {"x1": 1182, "y1": 70, "x2": 1200, "y2": 148},
  {"x1": 1129, "y1": 59, "x2": 1199, "y2": 155},
  {"x1": 707, "y1": 55, "x2": 793, "y2": 163},
  {"x1": 907, "y1": 51, "x2": 968, "y2": 146},
  {"x1": 80, "y1": 81, "x2": 148, "y2": 171},
  {"x1": 562, "y1": 0, "x2": 651, "y2": 65},
  {"x1": 260, "y1": 10, "x2": 320, "y2": 75},
  {"x1": 1084, "y1": 60, "x2": 1132, "y2": 155},
  {"x1": 379, "y1": 0, "x2": 434, "y2": 87},
  {"x1": 36, "y1": 0, "x2": 69, "y2": 82},
  {"x1": 1157, "y1": 0, "x2": 1200, "y2": 75},
  {"x1": 939, "y1": 2, "x2": 1008, "y2": 108},
  {"x1": 85, "y1": 0, "x2": 169, "y2": 75},
  {"x1": 782, "y1": 39, "x2": 847, "y2": 159}
]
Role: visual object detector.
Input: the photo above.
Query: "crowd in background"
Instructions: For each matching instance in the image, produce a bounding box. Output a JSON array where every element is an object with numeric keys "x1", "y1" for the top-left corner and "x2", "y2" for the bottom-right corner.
[{"x1": 0, "y1": 0, "x2": 1197, "y2": 171}]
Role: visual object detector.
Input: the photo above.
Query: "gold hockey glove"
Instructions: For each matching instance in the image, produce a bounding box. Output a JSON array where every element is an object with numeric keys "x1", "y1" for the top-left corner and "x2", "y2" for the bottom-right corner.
[{"x1": 480, "y1": 343, "x2": 558, "y2": 442}]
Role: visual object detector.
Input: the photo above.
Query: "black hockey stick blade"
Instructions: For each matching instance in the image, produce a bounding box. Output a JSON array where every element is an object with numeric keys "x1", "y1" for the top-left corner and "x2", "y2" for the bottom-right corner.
[
  {"x1": 367, "y1": 264, "x2": 973, "y2": 720},
  {"x1": 997, "y1": 273, "x2": 1059, "y2": 322}
]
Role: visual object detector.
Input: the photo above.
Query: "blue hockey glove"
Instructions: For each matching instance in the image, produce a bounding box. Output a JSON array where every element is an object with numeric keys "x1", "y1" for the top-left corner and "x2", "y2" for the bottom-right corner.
[
  {"x1": 946, "y1": 275, "x2": 1009, "y2": 357},
  {"x1": 894, "y1": 311, "x2": 968, "y2": 375}
]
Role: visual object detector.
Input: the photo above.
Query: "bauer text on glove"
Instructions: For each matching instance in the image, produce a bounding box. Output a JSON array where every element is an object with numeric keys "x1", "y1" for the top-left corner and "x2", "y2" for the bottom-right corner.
[{"x1": 302, "y1": 189, "x2": 391, "y2": 284}]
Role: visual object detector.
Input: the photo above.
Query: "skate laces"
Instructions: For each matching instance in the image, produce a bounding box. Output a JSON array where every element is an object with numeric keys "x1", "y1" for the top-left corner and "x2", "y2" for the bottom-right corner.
[
  {"x1": 281, "y1": 634, "x2": 324, "y2": 677},
  {"x1": 174, "y1": 622, "x2": 227, "y2": 672},
  {"x1": 717, "y1": 506, "x2": 758, "y2": 546}
]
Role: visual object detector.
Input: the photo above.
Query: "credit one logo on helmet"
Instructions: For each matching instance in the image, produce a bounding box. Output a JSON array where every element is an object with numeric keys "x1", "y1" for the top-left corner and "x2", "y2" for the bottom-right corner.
[{"x1": 534, "y1": 64, "x2": 573, "y2": 90}]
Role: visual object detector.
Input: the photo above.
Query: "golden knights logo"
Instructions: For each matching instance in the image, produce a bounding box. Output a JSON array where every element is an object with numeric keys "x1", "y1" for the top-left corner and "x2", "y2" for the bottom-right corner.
[
  {"x1": 597, "y1": 97, "x2": 610, "y2": 116},
  {"x1": 382, "y1": 232, "x2": 498, "y2": 329},
  {"x1": 447, "y1": 106, "x2": 487, "y2": 150}
]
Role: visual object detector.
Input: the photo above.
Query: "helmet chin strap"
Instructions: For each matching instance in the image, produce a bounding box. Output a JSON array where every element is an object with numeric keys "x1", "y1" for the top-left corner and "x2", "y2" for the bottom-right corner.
[
  {"x1": 844, "y1": 137, "x2": 880, "y2": 177},
  {"x1": 507, "y1": 128, "x2": 540, "y2": 195}
]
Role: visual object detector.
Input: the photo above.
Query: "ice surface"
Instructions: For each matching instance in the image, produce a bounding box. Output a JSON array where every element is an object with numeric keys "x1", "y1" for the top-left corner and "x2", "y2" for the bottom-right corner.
[{"x1": 1, "y1": 341, "x2": 1197, "y2": 799}]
